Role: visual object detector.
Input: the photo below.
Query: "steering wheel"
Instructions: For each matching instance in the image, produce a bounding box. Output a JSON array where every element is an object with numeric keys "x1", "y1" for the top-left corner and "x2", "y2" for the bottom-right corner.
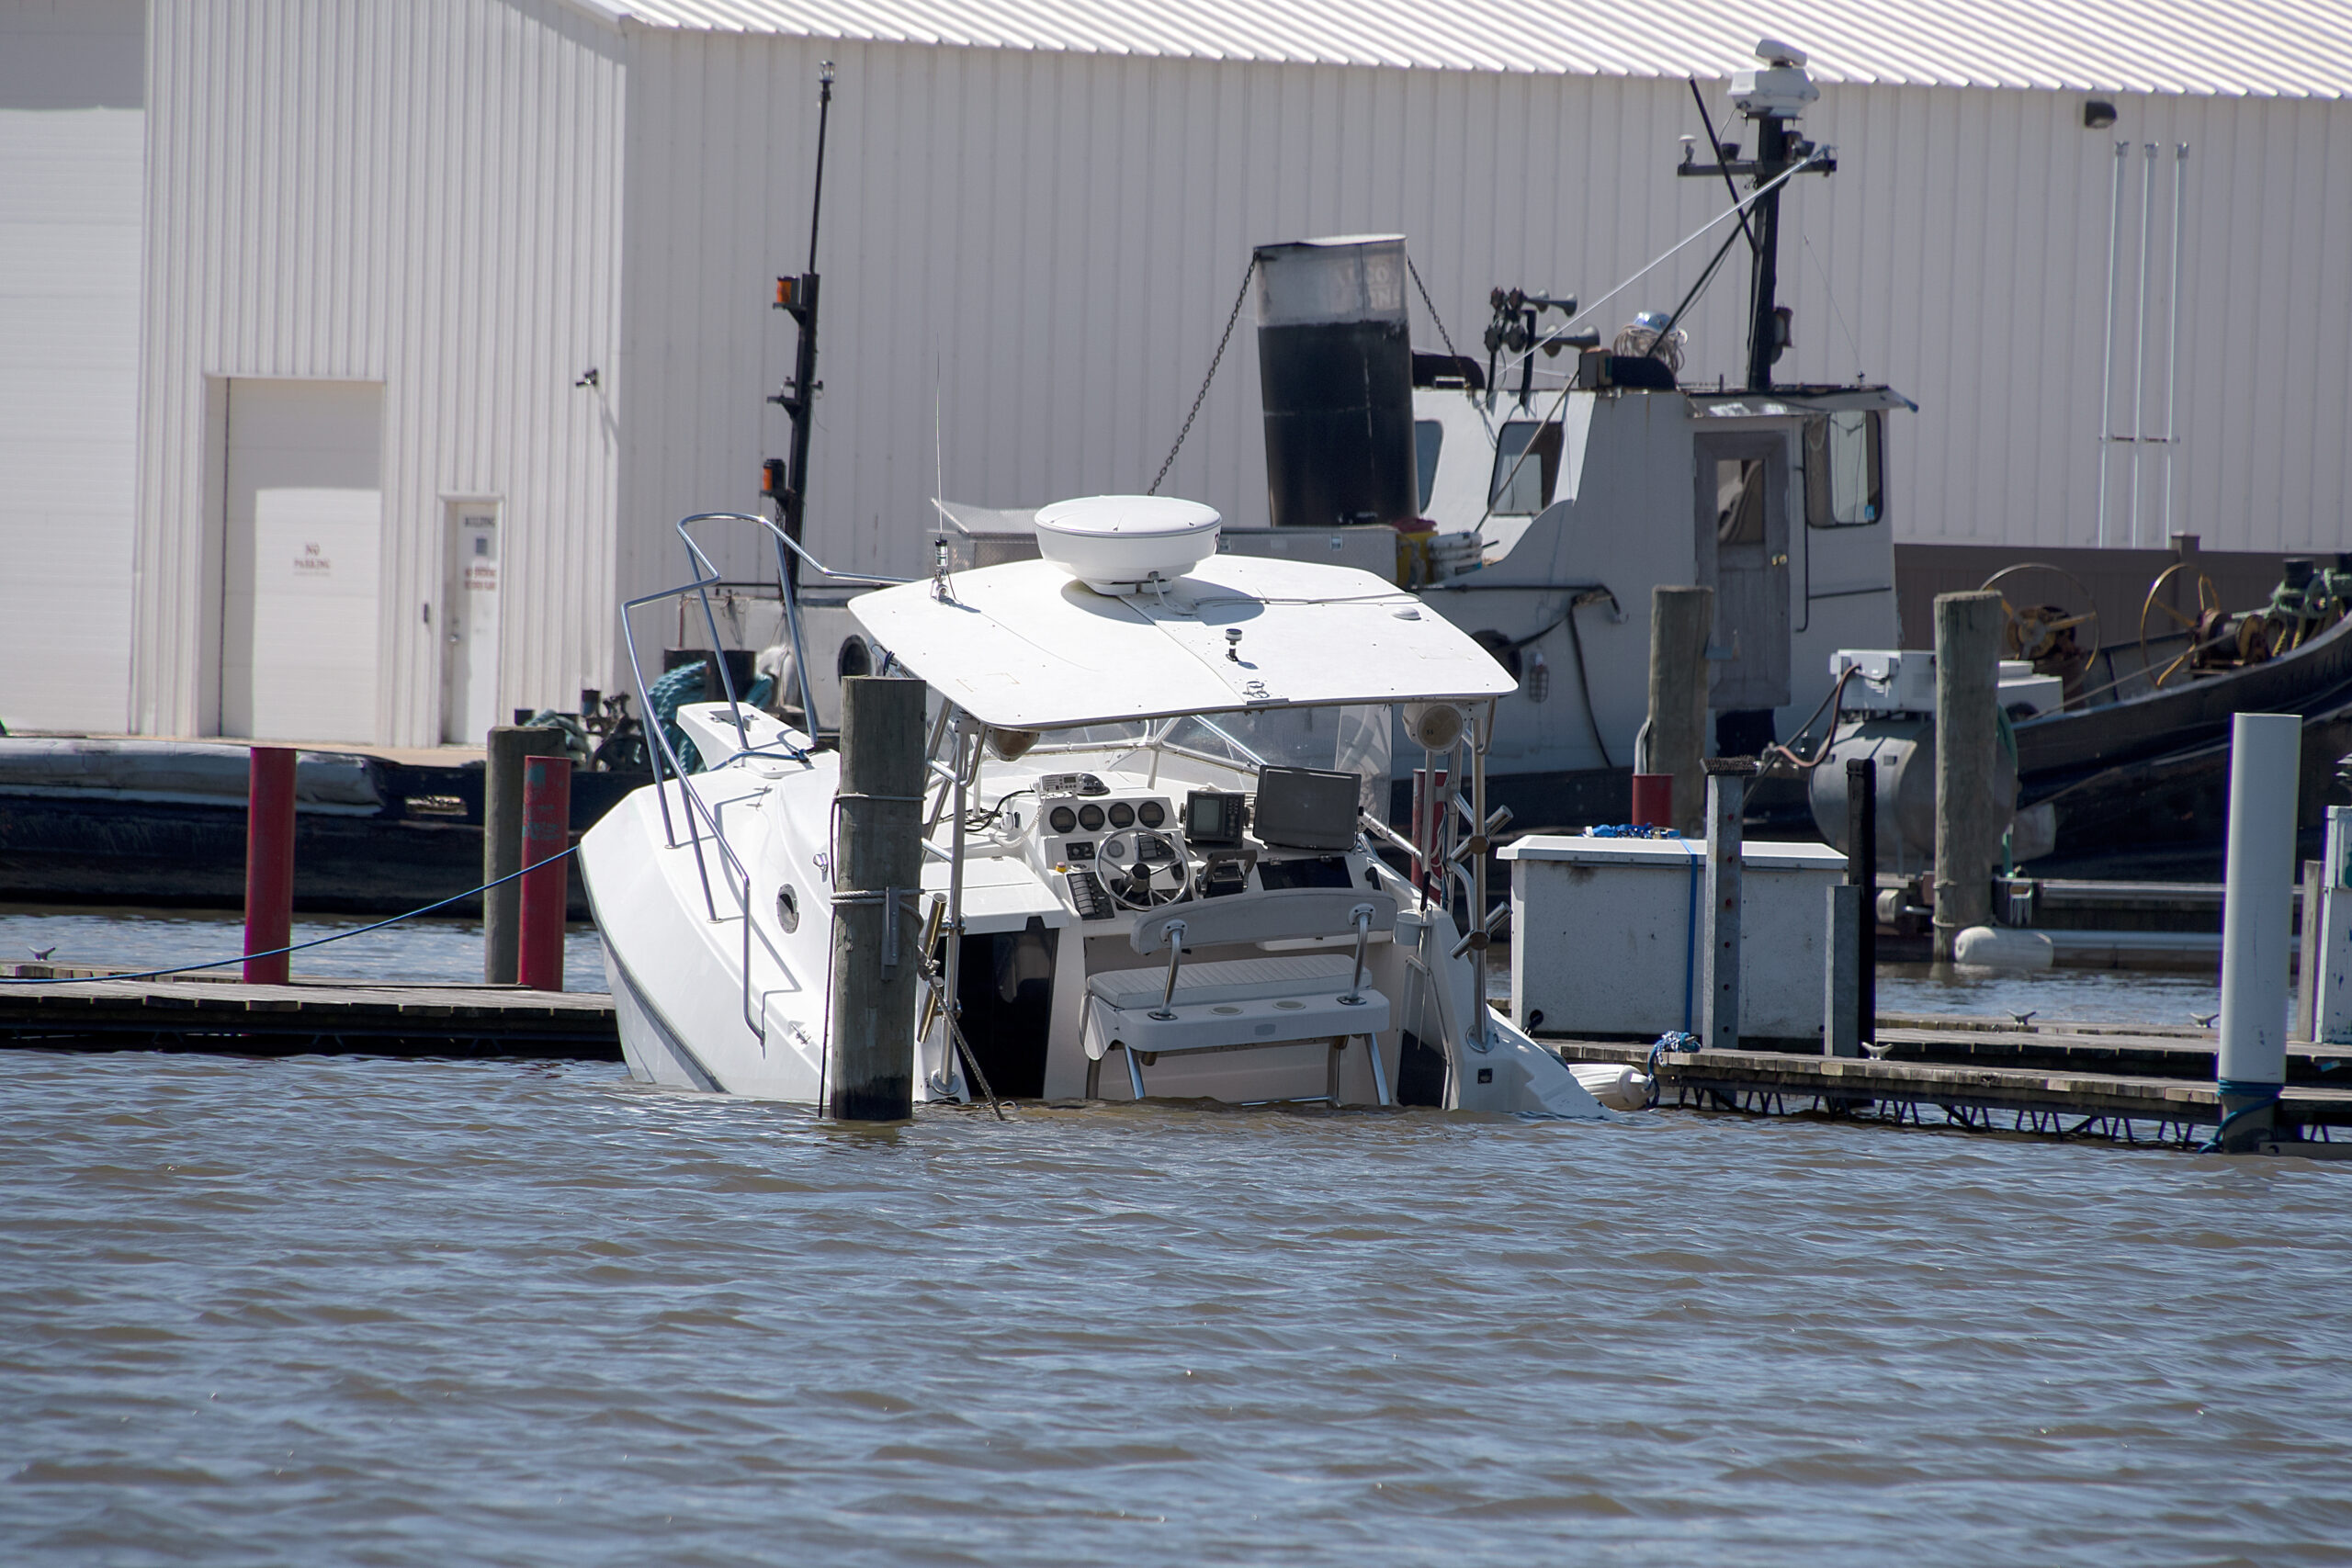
[
  {"x1": 1980, "y1": 562, "x2": 2101, "y2": 671},
  {"x1": 1100, "y1": 829, "x2": 1193, "y2": 910},
  {"x1": 2139, "y1": 563, "x2": 2225, "y2": 688}
]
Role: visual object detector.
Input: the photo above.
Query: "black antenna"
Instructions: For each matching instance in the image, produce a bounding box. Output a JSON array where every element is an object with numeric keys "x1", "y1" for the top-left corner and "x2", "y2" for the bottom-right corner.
[{"x1": 767, "y1": 61, "x2": 836, "y2": 589}]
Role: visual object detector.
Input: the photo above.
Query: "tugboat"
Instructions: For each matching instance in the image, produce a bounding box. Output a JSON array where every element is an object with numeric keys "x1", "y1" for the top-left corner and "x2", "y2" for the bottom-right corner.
[{"x1": 935, "y1": 40, "x2": 1917, "y2": 832}]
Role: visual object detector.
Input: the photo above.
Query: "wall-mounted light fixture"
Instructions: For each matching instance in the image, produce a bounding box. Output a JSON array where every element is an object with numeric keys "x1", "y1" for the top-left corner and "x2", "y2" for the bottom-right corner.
[
  {"x1": 2084, "y1": 100, "x2": 2118, "y2": 129},
  {"x1": 574, "y1": 367, "x2": 601, "y2": 389}
]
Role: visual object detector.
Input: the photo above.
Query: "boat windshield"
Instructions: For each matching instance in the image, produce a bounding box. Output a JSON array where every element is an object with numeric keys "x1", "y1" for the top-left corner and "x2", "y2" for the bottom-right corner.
[{"x1": 1027, "y1": 705, "x2": 1394, "y2": 812}]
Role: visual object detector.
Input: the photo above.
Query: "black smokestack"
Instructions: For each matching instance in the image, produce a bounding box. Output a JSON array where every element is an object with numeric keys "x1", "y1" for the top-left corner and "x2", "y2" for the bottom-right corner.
[{"x1": 1255, "y1": 237, "x2": 1418, "y2": 529}]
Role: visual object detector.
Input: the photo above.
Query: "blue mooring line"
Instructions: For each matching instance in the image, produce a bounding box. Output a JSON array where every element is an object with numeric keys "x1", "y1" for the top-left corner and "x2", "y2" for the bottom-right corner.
[
  {"x1": 0, "y1": 846, "x2": 580, "y2": 987},
  {"x1": 2199, "y1": 1077, "x2": 2285, "y2": 1154}
]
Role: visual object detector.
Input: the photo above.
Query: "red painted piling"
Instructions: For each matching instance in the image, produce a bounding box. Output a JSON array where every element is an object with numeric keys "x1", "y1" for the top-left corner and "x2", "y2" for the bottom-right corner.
[
  {"x1": 1631, "y1": 773, "x2": 1673, "y2": 830},
  {"x1": 517, "y1": 754, "x2": 572, "y2": 991},
  {"x1": 243, "y1": 747, "x2": 297, "y2": 984}
]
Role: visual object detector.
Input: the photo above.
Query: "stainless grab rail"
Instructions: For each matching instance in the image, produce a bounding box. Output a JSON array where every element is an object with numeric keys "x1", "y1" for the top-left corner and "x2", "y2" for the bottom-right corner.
[{"x1": 615, "y1": 512, "x2": 909, "y2": 1050}]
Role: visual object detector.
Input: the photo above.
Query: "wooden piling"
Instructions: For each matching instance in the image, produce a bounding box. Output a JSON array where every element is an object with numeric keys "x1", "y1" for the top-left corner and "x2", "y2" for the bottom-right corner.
[
  {"x1": 484, "y1": 725, "x2": 571, "y2": 984},
  {"x1": 1847, "y1": 756, "x2": 1878, "y2": 1047},
  {"x1": 1701, "y1": 758, "x2": 1755, "y2": 1051},
  {"x1": 1932, "y1": 592, "x2": 2004, "y2": 962},
  {"x1": 243, "y1": 747, "x2": 297, "y2": 985},
  {"x1": 827, "y1": 676, "x2": 928, "y2": 1122},
  {"x1": 1647, "y1": 586, "x2": 1713, "y2": 839}
]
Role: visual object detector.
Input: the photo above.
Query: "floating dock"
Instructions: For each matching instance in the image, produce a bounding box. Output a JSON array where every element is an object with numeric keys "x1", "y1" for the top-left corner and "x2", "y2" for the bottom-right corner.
[
  {"x1": 0, "y1": 973, "x2": 618, "y2": 1061},
  {"x1": 6, "y1": 976, "x2": 2346, "y2": 1155},
  {"x1": 1549, "y1": 1014, "x2": 2352, "y2": 1154}
]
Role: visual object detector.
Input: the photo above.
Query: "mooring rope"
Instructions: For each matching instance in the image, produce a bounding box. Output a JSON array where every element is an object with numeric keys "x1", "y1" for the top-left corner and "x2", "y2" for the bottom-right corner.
[{"x1": 0, "y1": 847, "x2": 579, "y2": 987}]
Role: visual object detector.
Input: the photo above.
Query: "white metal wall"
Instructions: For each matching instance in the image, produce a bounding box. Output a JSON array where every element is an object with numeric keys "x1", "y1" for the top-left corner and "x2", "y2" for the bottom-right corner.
[
  {"x1": 620, "y1": 35, "x2": 2352, "y2": 613},
  {"x1": 132, "y1": 0, "x2": 628, "y2": 746},
  {"x1": 0, "y1": 0, "x2": 144, "y2": 733}
]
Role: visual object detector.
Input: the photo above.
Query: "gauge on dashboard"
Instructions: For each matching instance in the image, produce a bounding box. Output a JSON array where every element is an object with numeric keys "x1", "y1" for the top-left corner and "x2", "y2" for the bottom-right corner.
[
  {"x1": 1078, "y1": 803, "x2": 1105, "y2": 831},
  {"x1": 1102, "y1": 835, "x2": 1128, "y2": 862},
  {"x1": 1138, "y1": 800, "x2": 1166, "y2": 829},
  {"x1": 1049, "y1": 805, "x2": 1078, "y2": 835},
  {"x1": 1108, "y1": 801, "x2": 1135, "y2": 829}
]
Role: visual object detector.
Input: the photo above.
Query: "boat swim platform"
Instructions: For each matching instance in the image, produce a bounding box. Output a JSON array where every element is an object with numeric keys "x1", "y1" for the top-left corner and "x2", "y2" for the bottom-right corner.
[
  {"x1": 1547, "y1": 1012, "x2": 2352, "y2": 1154},
  {"x1": 0, "y1": 973, "x2": 619, "y2": 1061}
]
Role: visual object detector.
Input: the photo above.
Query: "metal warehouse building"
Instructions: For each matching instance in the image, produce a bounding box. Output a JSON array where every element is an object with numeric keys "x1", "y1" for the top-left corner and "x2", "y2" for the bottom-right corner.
[{"x1": 3, "y1": 0, "x2": 2348, "y2": 747}]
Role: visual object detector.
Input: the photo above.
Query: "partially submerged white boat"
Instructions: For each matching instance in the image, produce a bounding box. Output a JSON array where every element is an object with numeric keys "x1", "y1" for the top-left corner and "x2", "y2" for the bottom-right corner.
[{"x1": 581, "y1": 497, "x2": 1603, "y2": 1116}]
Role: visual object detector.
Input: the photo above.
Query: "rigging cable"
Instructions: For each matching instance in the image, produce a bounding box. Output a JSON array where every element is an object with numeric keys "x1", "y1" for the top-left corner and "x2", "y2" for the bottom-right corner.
[
  {"x1": 1149, "y1": 257, "x2": 1257, "y2": 496},
  {"x1": 1408, "y1": 254, "x2": 1496, "y2": 443}
]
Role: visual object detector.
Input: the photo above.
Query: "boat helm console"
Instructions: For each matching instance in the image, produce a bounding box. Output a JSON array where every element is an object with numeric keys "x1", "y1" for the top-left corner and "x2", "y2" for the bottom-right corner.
[{"x1": 1019, "y1": 766, "x2": 1371, "y2": 924}]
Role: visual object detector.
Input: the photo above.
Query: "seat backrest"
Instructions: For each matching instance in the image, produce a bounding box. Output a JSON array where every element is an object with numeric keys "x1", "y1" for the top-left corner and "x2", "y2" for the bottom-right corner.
[{"x1": 1129, "y1": 887, "x2": 1396, "y2": 954}]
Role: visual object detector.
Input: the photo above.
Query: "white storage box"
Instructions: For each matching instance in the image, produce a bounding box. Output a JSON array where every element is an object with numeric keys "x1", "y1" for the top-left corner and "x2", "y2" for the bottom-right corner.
[{"x1": 1499, "y1": 835, "x2": 1849, "y2": 1043}]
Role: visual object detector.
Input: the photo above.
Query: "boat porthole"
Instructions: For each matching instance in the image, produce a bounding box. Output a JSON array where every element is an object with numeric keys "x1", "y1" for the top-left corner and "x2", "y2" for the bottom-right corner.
[
  {"x1": 777, "y1": 886, "x2": 799, "y2": 932},
  {"x1": 1273, "y1": 999, "x2": 1306, "y2": 1010},
  {"x1": 1212, "y1": 1005, "x2": 1242, "y2": 1015}
]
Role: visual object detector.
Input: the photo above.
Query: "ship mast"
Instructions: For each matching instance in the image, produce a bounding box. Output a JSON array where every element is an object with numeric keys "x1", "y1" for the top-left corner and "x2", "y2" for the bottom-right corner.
[{"x1": 1676, "y1": 40, "x2": 1835, "y2": 392}]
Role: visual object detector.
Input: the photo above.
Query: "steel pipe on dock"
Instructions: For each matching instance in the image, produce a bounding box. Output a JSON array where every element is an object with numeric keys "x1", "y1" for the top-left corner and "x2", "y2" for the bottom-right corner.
[
  {"x1": 243, "y1": 747, "x2": 297, "y2": 985},
  {"x1": 2216, "y1": 712, "x2": 2299, "y2": 1150},
  {"x1": 518, "y1": 755, "x2": 572, "y2": 992}
]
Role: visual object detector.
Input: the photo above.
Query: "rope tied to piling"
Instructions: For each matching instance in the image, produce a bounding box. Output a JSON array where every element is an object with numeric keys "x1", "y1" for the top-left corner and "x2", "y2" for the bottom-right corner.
[
  {"x1": 1645, "y1": 1032, "x2": 1699, "y2": 1109},
  {"x1": 2199, "y1": 1078, "x2": 2284, "y2": 1154}
]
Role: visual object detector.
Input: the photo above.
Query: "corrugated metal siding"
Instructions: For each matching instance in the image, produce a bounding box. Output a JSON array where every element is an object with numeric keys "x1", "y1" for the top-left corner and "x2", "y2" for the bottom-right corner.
[
  {"x1": 605, "y1": 0, "x2": 2352, "y2": 98},
  {"x1": 618, "y1": 37, "x2": 2352, "y2": 599},
  {"x1": 134, "y1": 0, "x2": 627, "y2": 745},
  {"x1": 0, "y1": 0, "x2": 145, "y2": 732}
]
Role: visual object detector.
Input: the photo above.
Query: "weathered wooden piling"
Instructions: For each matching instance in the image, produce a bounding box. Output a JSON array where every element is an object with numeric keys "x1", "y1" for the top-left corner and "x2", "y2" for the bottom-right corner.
[
  {"x1": 1847, "y1": 756, "x2": 1877, "y2": 1048},
  {"x1": 1647, "y1": 586, "x2": 1713, "y2": 839},
  {"x1": 827, "y1": 675, "x2": 927, "y2": 1121},
  {"x1": 517, "y1": 754, "x2": 572, "y2": 991},
  {"x1": 2216, "y1": 712, "x2": 2299, "y2": 1150},
  {"x1": 1701, "y1": 757, "x2": 1755, "y2": 1051},
  {"x1": 243, "y1": 747, "x2": 297, "y2": 984},
  {"x1": 484, "y1": 725, "x2": 571, "y2": 984},
  {"x1": 1931, "y1": 591, "x2": 2003, "y2": 962}
]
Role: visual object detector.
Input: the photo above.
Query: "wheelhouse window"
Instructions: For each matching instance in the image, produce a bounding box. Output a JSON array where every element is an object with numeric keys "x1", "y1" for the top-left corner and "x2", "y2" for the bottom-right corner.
[
  {"x1": 1715, "y1": 459, "x2": 1767, "y2": 545},
  {"x1": 1488, "y1": 421, "x2": 1561, "y2": 514},
  {"x1": 1804, "y1": 411, "x2": 1883, "y2": 526},
  {"x1": 1415, "y1": 420, "x2": 1443, "y2": 513}
]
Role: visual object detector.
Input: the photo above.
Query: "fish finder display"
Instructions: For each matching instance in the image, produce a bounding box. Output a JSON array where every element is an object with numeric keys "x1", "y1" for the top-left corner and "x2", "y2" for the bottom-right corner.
[{"x1": 1184, "y1": 791, "x2": 1248, "y2": 847}]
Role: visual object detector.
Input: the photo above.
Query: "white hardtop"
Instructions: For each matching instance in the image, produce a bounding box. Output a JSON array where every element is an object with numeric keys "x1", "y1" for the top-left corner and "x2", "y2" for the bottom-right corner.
[{"x1": 851, "y1": 553, "x2": 1515, "y2": 730}]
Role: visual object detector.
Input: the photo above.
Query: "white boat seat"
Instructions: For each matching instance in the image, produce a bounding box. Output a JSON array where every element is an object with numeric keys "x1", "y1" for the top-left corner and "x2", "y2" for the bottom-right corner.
[
  {"x1": 1086, "y1": 953, "x2": 1355, "y2": 1010},
  {"x1": 1085, "y1": 888, "x2": 1399, "y2": 1104}
]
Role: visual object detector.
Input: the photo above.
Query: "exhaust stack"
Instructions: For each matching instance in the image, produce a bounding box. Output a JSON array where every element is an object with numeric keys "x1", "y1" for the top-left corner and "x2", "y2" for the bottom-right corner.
[{"x1": 1254, "y1": 236, "x2": 1419, "y2": 530}]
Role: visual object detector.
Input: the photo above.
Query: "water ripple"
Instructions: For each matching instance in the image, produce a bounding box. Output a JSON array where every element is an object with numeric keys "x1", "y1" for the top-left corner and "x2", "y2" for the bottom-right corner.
[{"x1": 1, "y1": 1050, "x2": 2348, "y2": 1564}]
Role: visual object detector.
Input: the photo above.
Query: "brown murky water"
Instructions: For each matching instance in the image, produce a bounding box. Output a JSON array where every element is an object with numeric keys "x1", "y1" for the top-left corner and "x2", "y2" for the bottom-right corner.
[{"x1": 4, "y1": 1043, "x2": 2349, "y2": 1565}]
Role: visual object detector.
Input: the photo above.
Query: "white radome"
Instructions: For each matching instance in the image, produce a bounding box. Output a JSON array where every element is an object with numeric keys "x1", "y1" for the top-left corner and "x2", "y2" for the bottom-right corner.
[{"x1": 1032, "y1": 494, "x2": 1220, "y2": 593}]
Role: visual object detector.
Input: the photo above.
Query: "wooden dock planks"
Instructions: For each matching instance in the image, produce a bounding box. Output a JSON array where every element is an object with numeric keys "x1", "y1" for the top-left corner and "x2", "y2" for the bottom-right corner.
[
  {"x1": 1548, "y1": 1012, "x2": 2352, "y2": 1144},
  {"x1": 0, "y1": 977, "x2": 620, "y2": 1061}
]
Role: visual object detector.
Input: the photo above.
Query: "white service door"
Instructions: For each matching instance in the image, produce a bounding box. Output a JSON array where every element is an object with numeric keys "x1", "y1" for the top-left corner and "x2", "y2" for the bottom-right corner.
[
  {"x1": 440, "y1": 503, "x2": 503, "y2": 743},
  {"x1": 220, "y1": 380, "x2": 383, "y2": 741}
]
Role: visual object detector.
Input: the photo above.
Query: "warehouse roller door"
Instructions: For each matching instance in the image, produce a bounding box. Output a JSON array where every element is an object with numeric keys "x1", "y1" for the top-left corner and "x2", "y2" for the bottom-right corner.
[{"x1": 219, "y1": 379, "x2": 383, "y2": 741}]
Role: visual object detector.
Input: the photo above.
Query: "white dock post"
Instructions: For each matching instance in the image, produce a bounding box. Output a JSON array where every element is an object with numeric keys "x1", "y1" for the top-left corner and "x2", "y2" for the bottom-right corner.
[
  {"x1": 2313, "y1": 807, "x2": 2352, "y2": 1046},
  {"x1": 1701, "y1": 758, "x2": 1755, "y2": 1052},
  {"x1": 2214, "y1": 712, "x2": 2300, "y2": 1151}
]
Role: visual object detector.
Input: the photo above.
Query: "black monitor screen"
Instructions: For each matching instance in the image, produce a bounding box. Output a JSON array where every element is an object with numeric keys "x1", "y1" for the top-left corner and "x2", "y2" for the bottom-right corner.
[{"x1": 1251, "y1": 766, "x2": 1359, "y2": 852}]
